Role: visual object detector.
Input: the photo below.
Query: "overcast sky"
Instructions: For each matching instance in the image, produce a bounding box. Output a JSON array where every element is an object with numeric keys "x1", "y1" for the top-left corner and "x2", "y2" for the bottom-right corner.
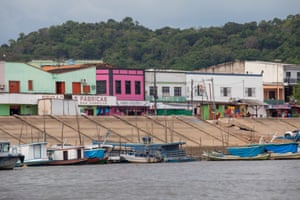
[{"x1": 0, "y1": 0, "x2": 299, "y2": 45}]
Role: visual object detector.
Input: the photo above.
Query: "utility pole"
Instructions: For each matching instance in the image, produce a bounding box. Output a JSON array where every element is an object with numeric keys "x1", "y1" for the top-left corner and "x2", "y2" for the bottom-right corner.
[
  {"x1": 153, "y1": 69, "x2": 157, "y2": 115},
  {"x1": 211, "y1": 78, "x2": 216, "y2": 121},
  {"x1": 191, "y1": 79, "x2": 194, "y2": 113}
]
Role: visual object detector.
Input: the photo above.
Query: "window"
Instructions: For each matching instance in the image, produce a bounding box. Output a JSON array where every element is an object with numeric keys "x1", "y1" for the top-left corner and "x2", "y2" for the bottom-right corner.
[
  {"x1": 96, "y1": 80, "x2": 106, "y2": 94},
  {"x1": 135, "y1": 81, "x2": 141, "y2": 95},
  {"x1": 286, "y1": 72, "x2": 291, "y2": 78},
  {"x1": 125, "y1": 80, "x2": 131, "y2": 94},
  {"x1": 56, "y1": 81, "x2": 65, "y2": 94},
  {"x1": 245, "y1": 88, "x2": 256, "y2": 97},
  {"x1": 162, "y1": 86, "x2": 170, "y2": 97},
  {"x1": 149, "y1": 86, "x2": 157, "y2": 97},
  {"x1": 196, "y1": 84, "x2": 204, "y2": 96},
  {"x1": 83, "y1": 85, "x2": 90, "y2": 93},
  {"x1": 297, "y1": 72, "x2": 300, "y2": 81},
  {"x1": 269, "y1": 91, "x2": 276, "y2": 99},
  {"x1": 72, "y1": 82, "x2": 81, "y2": 94},
  {"x1": 28, "y1": 80, "x2": 33, "y2": 91},
  {"x1": 174, "y1": 87, "x2": 182, "y2": 96},
  {"x1": 115, "y1": 80, "x2": 121, "y2": 94},
  {"x1": 220, "y1": 87, "x2": 231, "y2": 97}
]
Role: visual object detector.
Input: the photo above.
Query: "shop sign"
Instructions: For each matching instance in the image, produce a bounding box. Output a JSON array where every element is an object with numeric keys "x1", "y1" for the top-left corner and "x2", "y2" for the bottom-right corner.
[
  {"x1": 73, "y1": 95, "x2": 117, "y2": 106},
  {"x1": 117, "y1": 100, "x2": 149, "y2": 107}
]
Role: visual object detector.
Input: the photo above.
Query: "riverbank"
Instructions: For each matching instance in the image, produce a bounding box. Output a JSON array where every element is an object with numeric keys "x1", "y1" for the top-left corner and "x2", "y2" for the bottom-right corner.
[{"x1": 0, "y1": 115, "x2": 298, "y2": 157}]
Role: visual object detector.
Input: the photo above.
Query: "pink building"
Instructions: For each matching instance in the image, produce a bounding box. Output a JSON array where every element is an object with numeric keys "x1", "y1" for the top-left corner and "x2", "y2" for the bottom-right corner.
[{"x1": 96, "y1": 68, "x2": 147, "y2": 115}]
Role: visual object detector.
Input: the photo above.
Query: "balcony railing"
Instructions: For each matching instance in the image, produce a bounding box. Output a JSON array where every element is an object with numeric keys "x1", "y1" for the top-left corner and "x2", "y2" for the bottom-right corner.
[
  {"x1": 146, "y1": 96, "x2": 186, "y2": 102},
  {"x1": 284, "y1": 78, "x2": 300, "y2": 84},
  {"x1": 264, "y1": 99, "x2": 284, "y2": 105}
]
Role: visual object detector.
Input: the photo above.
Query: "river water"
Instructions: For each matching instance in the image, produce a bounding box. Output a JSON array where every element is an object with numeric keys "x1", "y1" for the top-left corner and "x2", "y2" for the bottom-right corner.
[{"x1": 1, "y1": 160, "x2": 299, "y2": 200}]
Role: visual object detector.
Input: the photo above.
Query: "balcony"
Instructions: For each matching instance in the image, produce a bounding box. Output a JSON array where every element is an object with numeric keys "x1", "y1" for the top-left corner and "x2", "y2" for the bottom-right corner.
[
  {"x1": 264, "y1": 99, "x2": 284, "y2": 105},
  {"x1": 284, "y1": 78, "x2": 300, "y2": 84},
  {"x1": 146, "y1": 96, "x2": 186, "y2": 102}
]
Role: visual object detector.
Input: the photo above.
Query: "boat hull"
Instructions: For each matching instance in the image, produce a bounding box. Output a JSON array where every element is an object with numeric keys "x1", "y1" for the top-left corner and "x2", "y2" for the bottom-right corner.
[
  {"x1": 0, "y1": 155, "x2": 23, "y2": 170},
  {"x1": 23, "y1": 159, "x2": 53, "y2": 166},
  {"x1": 270, "y1": 152, "x2": 300, "y2": 160},
  {"x1": 121, "y1": 154, "x2": 160, "y2": 163},
  {"x1": 86, "y1": 157, "x2": 108, "y2": 164},
  {"x1": 46, "y1": 158, "x2": 88, "y2": 165},
  {"x1": 202, "y1": 151, "x2": 270, "y2": 161}
]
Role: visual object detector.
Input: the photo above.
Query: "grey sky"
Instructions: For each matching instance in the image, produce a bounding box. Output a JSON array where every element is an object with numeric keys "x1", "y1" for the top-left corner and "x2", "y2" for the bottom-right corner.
[{"x1": 0, "y1": 0, "x2": 299, "y2": 45}]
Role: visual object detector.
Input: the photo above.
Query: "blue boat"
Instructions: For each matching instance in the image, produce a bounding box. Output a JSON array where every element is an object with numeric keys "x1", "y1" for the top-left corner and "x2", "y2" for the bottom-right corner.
[
  {"x1": 227, "y1": 142, "x2": 299, "y2": 159},
  {"x1": 260, "y1": 143, "x2": 298, "y2": 153},
  {"x1": 98, "y1": 136, "x2": 195, "y2": 162},
  {"x1": 227, "y1": 145, "x2": 265, "y2": 157},
  {"x1": 253, "y1": 142, "x2": 300, "y2": 160},
  {"x1": 84, "y1": 145, "x2": 107, "y2": 164}
]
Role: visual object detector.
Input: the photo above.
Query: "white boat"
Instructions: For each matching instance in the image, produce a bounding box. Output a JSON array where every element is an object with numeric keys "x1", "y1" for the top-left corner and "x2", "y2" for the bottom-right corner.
[
  {"x1": 120, "y1": 149, "x2": 160, "y2": 163},
  {"x1": 0, "y1": 141, "x2": 24, "y2": 169},
  {"x1": 11, "y1": 141, "x2": 52, "y2": 166},
  {"x1": 47, "y1": 144, "x2": 87, "y2": 165}
]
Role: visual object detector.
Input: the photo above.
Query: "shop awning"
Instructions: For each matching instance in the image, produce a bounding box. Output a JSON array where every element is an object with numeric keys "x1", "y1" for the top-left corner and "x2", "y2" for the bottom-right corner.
[{"x1": 239, "y1": 99, "x2": 268, "y2": 106}]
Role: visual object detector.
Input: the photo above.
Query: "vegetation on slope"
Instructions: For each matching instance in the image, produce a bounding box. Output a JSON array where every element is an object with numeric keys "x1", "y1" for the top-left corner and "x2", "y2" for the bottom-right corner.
[{"x1": 1, "y1": 15, "x2": 300, "y2": 70}]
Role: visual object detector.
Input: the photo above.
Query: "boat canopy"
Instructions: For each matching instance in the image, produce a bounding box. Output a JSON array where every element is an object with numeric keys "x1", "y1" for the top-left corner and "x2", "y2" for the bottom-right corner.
[
  {"x1": 84, "y1": 148, "x2": 105, "y2": 159},
  {"x1": 227, "y1": 146, "x2": 265, "y2": 157},
  {"x1": 255, "y1": 143, "x2": 298, "y2": 153}
]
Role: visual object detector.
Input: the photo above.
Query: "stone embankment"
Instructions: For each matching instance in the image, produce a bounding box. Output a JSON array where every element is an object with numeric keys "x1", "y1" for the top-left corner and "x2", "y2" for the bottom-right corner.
[{"x1": 1, "y1": 115, "x2": 298, "y2": 157}]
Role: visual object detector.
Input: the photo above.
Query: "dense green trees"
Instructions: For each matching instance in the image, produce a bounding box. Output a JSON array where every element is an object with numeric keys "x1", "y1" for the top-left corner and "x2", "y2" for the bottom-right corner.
[{"x1": 1, "y1": 15, "x2": 299, "y2": 70}]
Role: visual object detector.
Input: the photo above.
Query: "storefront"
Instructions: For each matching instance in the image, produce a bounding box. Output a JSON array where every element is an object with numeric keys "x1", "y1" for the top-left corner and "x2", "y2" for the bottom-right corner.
[
  {"x1": 110, "y1": 100, "x2": 149, "y2": 116},
  {"x1": 267, "y1": 104, "x2": 291, "y2": 118}
]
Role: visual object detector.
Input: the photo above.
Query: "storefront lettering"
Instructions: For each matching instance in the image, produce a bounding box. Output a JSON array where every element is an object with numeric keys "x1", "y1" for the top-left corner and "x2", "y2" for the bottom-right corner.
[{"x1": 73, "y1": 95, "x2": 110, "y2": 105}]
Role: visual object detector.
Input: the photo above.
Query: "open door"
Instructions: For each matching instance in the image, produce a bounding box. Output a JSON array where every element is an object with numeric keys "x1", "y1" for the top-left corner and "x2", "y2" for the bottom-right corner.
[{"x1": 56, "y1": 81, "x2": 65, "y2": 94}]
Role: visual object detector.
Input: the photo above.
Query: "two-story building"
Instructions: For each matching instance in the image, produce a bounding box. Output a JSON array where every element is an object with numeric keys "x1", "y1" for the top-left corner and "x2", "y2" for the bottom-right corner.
[
  {"x1": 41, "y1": 62, "x2": 148, "y2": 115},
  {"x1": 145, "y1": 69, "x2": 190, "y2": 115},
  {"x1": 0, "y1": 61, "x2": 116, "y2": 116},
  {"x1": 95, "y1": 67, "x2": 147, "y2": 115},
  {"x1": 186, "y1": 72, "x2": 265, "y2": 119},
  {"x1": 145, "y1": 69, "x2": 265, "y2": 118},
  {"x1": 199, "y1": 60, "x2": 296, "y2": 117}
]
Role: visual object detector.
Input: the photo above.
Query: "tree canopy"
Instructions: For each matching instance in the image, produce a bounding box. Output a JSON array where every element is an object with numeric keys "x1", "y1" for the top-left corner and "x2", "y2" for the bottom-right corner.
[{"x1": 1, "y1": 15, "x2": 300, "y2": 70}]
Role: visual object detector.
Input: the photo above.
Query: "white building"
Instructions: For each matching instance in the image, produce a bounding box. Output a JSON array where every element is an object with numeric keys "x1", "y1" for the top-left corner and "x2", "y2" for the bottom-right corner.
[
  {"x1": 186, "y1": 72, "x2": 266, "y2": 118},
  {"x1": 198, "y1": 60, "x2": 289, "y2": 103},
  {"x1": 144, "y1": 69, "x2": 266, "y2": 117},
  {"x1": 145, "y1": 69, "x2": 189, "y2": 115}
]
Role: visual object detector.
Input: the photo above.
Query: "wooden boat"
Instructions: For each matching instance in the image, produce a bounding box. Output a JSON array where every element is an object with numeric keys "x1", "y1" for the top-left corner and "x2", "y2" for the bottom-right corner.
[
  {"x1": 249, "y1": 142, "x2": 299, "y2": 154},
  {"x1": 12, "y1": 142, "x2": 52, "y2": 166},
  {"x1": 227, "y1": 145, "x2": 265, "y2": 157},
  {"x1": 102, "y1": 137, "x2": 195, "y2": 163},
  {"x1": 47, "y1": 144, "x2": 87, "y2": 165},
  {"x1": 270, "y1": 152, "x2": 300, "y2": 160},
  {"x1": 202, "y1": 151, "x2": 270, "y2": 161},
  {"x1": 0, "y1": 141, "x2": 24, "y2": 170},
  {"x1": 84, "y1": 144, "x2": 109, "y2": 164},
  {"x1": 120, "y1": 150, "x2": 160, "y2": 163},
  {"x1": 103, "y1": 145, "x2": 133, "y2": 163}
]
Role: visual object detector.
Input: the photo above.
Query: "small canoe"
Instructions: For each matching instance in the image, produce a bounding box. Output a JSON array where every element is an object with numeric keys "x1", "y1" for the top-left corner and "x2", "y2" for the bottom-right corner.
[
  {"x1": 202, "y1": 151, "x2": 270, "y2": 161},
  {"x1": 270, "y1": 152, "x2": 300, "y2": 160}
]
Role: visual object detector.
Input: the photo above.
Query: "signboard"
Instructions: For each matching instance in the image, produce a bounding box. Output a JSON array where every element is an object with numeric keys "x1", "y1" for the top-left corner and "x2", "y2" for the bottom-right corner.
[
  {"x1": 117, "y1": 100, "x2": 149, "y2": 107},
  {"x1": 72, "y1": 95, "x2": 117, "y2": 106}
]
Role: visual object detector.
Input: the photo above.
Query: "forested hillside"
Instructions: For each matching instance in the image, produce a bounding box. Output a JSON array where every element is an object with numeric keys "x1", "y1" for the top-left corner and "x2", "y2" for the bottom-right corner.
[{"x1": 1, "y1": 15, "x2": 299, "y2": 70}]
